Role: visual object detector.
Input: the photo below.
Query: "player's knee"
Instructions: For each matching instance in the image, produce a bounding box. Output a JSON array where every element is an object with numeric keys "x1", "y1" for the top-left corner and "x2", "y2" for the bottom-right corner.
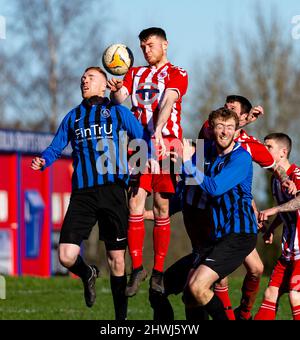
[
  {"x1": 289, "y1": 291, "x2": 300, "y2": 306},
  {"x1": 188, "y1": 281, "x2": 206, "y2": 304},
  {"x1": 129, "y1": 204, "x2": 143, "y2": 215},
  {"x1": 59, "y1": 250, "x2": 77, "y2": 268},
  {"x1": 108, "y1": 256, "x2": 125, "y2": 275},
  {"x1": 129, "y1": 195, "x2": 145, "y2": 215},
  {"x1": 153, "y1": 205, "x2": 169, "y2": 218},
  {"x1": 247, "y1": 262, "x2": 264, "y2": 278},
  {"x1": 264, "y1": 286, "x2": 278, "y2": 302}
]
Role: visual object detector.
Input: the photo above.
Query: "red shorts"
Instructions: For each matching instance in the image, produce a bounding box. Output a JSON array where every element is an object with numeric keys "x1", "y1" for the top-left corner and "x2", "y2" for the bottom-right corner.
[
  {"x1": 128, "y1": 137, "x2": 181, "y2": 194},
  {"x1": 269, "y1": 257, "x2": 300, "y2": 292},
  {"x1": 134, "y1": 172, "x2": 177, "y2": 194}
]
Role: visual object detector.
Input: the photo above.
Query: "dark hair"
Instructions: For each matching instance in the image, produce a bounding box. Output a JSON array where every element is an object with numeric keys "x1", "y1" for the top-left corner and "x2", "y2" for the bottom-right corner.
[
  {"x1": 264, "y1": 133, "x2": 292, "y2": 158},
  {"x1": 138, "y1": 27, "x2": 167, "y2": 41},
  {"x1": 208, "y1": 107, "x2": 239, "y2": 129},
  {"x1": 84, "y1": 66, "x2": 107, "y2": 80},
  {"x1": 226, "y1": 95, "x2": 252, "y2": 114}
]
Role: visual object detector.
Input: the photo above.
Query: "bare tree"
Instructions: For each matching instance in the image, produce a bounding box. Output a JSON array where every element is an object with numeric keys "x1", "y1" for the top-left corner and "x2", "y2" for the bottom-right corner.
[
  {"x1": 186, "y1": 55, "x2": 228, "y2": 138},
  {"x1": 231, "y1": 8, "x2": 300, "y2": 140},
  {"x1": 189, "y1": 5, "x2": 300, "y2": 272},
  {"x1": 3, "y1": 0, "x2": 109, "y2": 132},
  {"x1": 190, "y1": 6, "x2": 300, "y2": 148}
]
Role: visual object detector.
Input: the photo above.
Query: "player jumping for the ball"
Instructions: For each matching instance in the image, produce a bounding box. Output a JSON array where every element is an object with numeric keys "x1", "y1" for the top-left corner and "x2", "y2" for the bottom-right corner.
[{"x1": 107, "y1": 27, "x2": 188, "y2": 297}]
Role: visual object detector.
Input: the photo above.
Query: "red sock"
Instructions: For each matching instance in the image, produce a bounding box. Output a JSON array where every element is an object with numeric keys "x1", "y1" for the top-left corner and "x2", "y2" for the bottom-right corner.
[
  {"x1": 292, "y1": 305, "x2": 300, "y2": 320},
  {"x1": 239, "y1": 274, "x2": 260, "y2": 319},
  {"x1": 128, "y1": 214, "x2": 145, "y2": 270},
  {"x1": 153, "y1": 217, "x2": 171, "y2": 272},
  {"x1": 214, "y1": 285, "x2": 235, "y2": 320},
  {"x1": 254, "y1": 300, "x2": 276, "y2": 320}
]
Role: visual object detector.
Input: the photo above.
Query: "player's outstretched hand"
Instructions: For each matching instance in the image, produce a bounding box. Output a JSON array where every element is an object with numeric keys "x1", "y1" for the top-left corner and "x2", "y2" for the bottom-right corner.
[
  {"x1": 263, "y1": 230, "x2": 274, "y2": 244},
  {"x1": 282, "y1": 179, "x2": 297, "y2": 195},
  {"x1": 246, "y1": 105, "x2": 264, "y2": 125},
  {"x1": 258, "y1": 207, "x2": 279, "y2": 222},
  {"x1": 182, "y1": 139, "x2": 195, "y2": 163},
  {"x1": 147, "y1": 158, "x2": 160, "y2": 175},
  {"x1": 107, "y1": 78, "x2": 123, "y2": 92},
  {"x1": 31, "y1": 157, "x2": 45, "y2": 170}
]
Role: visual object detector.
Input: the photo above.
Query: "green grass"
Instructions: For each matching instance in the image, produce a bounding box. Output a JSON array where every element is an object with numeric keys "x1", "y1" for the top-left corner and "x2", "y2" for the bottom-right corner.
[{"x1": 0, "y1": 275, "x2": 292, "y2": 320}]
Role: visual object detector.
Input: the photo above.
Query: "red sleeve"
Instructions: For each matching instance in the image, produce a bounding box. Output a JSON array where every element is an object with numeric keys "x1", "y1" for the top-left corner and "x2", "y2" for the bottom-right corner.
[
  {"x1": 291, "y1": 167, "x2": 300, "y2": 191},
  {"x1": 122, "y1": 67, "x2": 135, "y2": 95},
  {"x1": 243, "y1": 141, "x2": 275, "y2": 168},
  {"x1": 167, "y1": 67, "x2": 188, "y2": 98}
]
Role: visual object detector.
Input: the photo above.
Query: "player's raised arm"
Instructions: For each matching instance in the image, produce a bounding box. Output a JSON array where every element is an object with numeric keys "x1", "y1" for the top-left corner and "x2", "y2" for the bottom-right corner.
[
  {"x1": 154, "y1": 89, "x2": 179, "y2": 156},
  {"x1": 107, "y1": 77, "x2": 128, "y2": 104}
]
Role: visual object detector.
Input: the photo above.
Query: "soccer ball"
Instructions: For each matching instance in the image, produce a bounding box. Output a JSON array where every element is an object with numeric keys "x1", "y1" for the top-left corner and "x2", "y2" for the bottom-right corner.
[{"x1": 102, "y1": 43, "x2": 134, "y2": 76}]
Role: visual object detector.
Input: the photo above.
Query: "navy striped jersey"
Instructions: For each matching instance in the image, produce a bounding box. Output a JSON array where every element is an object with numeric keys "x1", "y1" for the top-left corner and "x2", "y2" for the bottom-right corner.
[
  {"x1": 42, "y1": 97, "x2": 149, "y2": 190},
  {"x1": 184, "y1": 142, "x2": 257, "y2": 239},
  {"x1": 271, "y1": 164, "x2": 300, "y2": 261}
]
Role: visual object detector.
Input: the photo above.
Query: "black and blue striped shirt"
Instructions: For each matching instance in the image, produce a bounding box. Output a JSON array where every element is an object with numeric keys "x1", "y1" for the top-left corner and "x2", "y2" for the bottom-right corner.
[
  {"x1": 42, "y1": 97, "x2": 149, "y2": 190},
  {"x1": 184, "y1": 142, "x2": 257, "y2": 239}
]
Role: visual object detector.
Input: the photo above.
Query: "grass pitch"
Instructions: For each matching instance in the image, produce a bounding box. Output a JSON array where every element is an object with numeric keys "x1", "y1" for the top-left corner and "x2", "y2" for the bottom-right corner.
[{"x1": 0, "y1": 275, "x2": 292, "y2": 320}]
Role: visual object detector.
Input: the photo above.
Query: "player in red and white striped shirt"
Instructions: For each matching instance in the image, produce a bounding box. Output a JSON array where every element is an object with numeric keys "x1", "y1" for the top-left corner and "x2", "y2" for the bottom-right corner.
[
  {"x1": 255, "y1": 133, "x2": 300, "y2": 320},
  {"x1": 108, "y1": 27, "x2": 188, "y2": 297}
]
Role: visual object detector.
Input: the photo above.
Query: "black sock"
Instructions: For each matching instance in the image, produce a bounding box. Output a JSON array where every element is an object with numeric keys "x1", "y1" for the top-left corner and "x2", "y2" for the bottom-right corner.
[
  {"x1": 132, "y1": 266, "x2": 143, "y2": 273},
  {"x1": 110, "y1": 275, "x2": 128, "y2": 320},
  {"x1": 68, "y1": 255, "x2": 91, "y2": 280},
  {"x1": 204, "y1": 294, "x2": 228, "y2": 320},
  {"x1": 164, "y1": 253, "x2": 194, "y2": 295},
  {"x1": 185, "y1": 306, "x2": 209, "y2": 321},
  {"x1": 149, "y1": 289, "x2": 174, "y2": 321}
]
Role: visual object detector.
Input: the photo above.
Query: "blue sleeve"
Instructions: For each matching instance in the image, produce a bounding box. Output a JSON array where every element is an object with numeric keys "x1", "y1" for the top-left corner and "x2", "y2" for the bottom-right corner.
[
  {"x1": 41, "y1": 113, "x2": 71, "y2": 168},
  {"x1": 116, "y1": 105, "x2": 152, "y2": 155},
  {"x1": 117, "y1": 105, "x2": 147, "y2": 140},
  {"x1": 184, "y1": 151, "x2": 252, "y2": 197}
]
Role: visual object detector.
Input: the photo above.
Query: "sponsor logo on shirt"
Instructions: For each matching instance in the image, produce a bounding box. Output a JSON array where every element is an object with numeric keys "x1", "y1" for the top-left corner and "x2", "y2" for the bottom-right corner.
[{"x1": 135, "y1": 82, "x2": 160, "y2": 106}]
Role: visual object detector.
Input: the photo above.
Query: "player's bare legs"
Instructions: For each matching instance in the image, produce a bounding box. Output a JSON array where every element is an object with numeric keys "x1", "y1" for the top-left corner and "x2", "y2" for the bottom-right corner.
[
  {"x1": 255, "y1": 259, "x2": 300, "y2": 320},
  {"x1": 106, "y1": 250, "x2": 126, "y2": 276},
  {"x1": 59, "y1": 243, "x2": 99, "y2": 308},
  {"x1": 59, "y1": 243, "x2": 81, "y2": 268},
  {"x1": 289, "y1": 290, "x2": 300, "y2": 320},
  {"x1": 187, "y1": 264, "x2": 227, "y2": 320},
  {"x1": 254, "y1": 286, "x2": 279, "y2": 320}
]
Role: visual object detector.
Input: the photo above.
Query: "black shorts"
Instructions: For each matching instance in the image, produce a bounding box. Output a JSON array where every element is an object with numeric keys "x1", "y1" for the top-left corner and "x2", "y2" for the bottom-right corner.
[
  {"x1": 194, "y1": 233, "x2": 257, "y2": 280},
  {"x1": 59, "y1": 184, "x2": 128, "y2": 251}
]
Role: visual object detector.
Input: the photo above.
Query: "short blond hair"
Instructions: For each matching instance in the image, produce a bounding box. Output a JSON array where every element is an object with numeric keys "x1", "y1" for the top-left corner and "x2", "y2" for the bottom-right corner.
[{"x1": 84, "y1": 66, "x2": 107, "y2": 80}]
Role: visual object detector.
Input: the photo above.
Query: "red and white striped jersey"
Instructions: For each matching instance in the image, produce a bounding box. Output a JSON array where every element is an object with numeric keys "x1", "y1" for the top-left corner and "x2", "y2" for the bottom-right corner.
[
  {"x1": 272, "y1": 164, "x2": 300, "y2": 261},
  {"x1": 122, "y1": 62, "x2": 188, "y2": 139},
  {"x1": 199, "y1": 121, "x2": 275, "y2": 168},
  {"x1": 235, "y1": 129, "x2": 275, "y2": 168}
]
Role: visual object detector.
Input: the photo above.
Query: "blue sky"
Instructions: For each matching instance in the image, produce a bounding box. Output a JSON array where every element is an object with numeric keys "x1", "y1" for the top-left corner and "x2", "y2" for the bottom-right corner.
[{"x1": 107, "y1": 0, "x2": 300, "y2": 71}]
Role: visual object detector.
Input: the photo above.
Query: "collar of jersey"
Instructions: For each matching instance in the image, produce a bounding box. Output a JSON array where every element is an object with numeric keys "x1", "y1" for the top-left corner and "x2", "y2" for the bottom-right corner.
[
  {"x1": 82, "y1": 96, "x2": 110, "y2": 108},
  {"x1": 149, "y1": 61, "x2": 171, "y2": 71},
  {"x1": 212, "y1": 141, "x2": 241, "y2": 158}
]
